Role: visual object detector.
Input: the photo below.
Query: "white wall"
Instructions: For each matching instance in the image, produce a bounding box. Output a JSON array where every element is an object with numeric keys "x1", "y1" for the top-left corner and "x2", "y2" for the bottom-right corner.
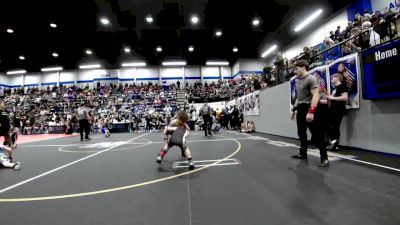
[
  {"x1": 118, "y1": 68, "x2": 135, "y2": 85},
  {"x1": 221, "y1": 66, "x2": 232, "y2": 80},
  {"x1": 184, "y1": 66, "x2": 201, "y2": 84},
  {"x1": 201, "y1": 66, "x2": 220, "y2": 83},
  {"x1": 136, "y1": 67, "x2": 159, "y2": 84},
  {"x1": 24, "y1": 73, "x2": 41, "y2": 86},
  {"x1": 233, "y1": 62, "x2": 240, "y2": 76},
  {"x1": 371, "y1": 0, "x2": 397, "y2": 12},
  {"x1": 160, "y1": 67, "x2": 184, "y2": 84},
  {"x1": 8, "y1": 75, "x2": 23, "y2": 88},
  {"x1": 60, "y1": 71, "x2": 76, "y2": 87},
  {"x1": 0, "y1": 74, "x2": 8, "y2": 86},
  {"x1": 282, "y1": 9, "x2": 348, "y2": 60},
  {"x1": 42, "y1": 72, "x2": 59, "y2": 86},
  {"x1": 237, "y1": 59, "x2": 266, "y2": 71}
]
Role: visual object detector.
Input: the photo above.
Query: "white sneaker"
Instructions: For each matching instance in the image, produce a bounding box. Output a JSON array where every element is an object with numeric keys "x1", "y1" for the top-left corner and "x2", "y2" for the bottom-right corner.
[
  {"x1": 156, "y1": 155, "x2": 162, "y2": 164},
  {"x1": 14, "y1": 164, "x2": 21, "y2": 170}
]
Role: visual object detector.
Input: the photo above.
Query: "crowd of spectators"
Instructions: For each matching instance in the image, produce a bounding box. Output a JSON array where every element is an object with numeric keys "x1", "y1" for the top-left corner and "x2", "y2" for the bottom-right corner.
[{"x1": 263, "y1": 7, "x2": 400, "y2": 87}]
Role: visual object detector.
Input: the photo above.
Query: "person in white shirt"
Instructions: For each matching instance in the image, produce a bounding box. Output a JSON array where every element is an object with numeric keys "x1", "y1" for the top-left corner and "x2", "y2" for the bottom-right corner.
[{"x1": 361, "y1": 21, "x2": 380, "y2": 47}]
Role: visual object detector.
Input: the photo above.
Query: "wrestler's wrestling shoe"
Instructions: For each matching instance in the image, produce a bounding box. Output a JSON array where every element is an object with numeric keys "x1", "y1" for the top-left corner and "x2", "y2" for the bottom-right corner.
[
  {"x1": 188, "y1": 161, "x2": 195, "y2": 170},
  {"x1": 156, "y1": 155, "x2": 162, "y2": 164}
]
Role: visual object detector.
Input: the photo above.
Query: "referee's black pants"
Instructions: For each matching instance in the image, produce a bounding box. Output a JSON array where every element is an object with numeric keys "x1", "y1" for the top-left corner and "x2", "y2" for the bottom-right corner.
[
  {"x1": 296, "y1": 104, "x2": 328, "y2": 161},
  {"x1": 79, "y1": 119, "x2": 90, "y2": 140},
  {"x1": 202, "y1": 115, "x2": 212, "y2": 135}
]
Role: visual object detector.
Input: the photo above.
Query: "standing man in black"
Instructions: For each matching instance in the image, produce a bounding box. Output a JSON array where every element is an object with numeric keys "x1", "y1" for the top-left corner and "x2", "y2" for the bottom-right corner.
[
  {"x1": 76, "y1": 103, "x2": 91, "y2": 141},
  {"x1": 290, "y1": 60, "x2": 329, "y2": 167},
  {"x1": 200, "y1": 103, "x2": 212, "y2": 136},
  {"x1": 0, "y1": 103, "x2": 11, "y2": 145},
  {"x1": 326, "y1": 73, "x2": 348, "y2": 151},
  {"x1": 231, "y1": 105, "x2": 240, "y2": 130}
]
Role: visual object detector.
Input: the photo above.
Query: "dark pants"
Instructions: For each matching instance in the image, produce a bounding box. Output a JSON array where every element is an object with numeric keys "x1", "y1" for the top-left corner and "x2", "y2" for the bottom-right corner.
[
  {"x1": 296, "y1": 104, "x2": 328, "y2": 161},
  {"x1": 79, "y1": 119, "x2": 90, "y2": 140},
  {"x1": 203, "y1": 115, "x2": 212, "y2": 135},
  {"x1": 1, "y1": 132, "x2": 11, "y2": 146},
  {"x1": 327, "y1": 108, "x2": 345, "y2": 142}
]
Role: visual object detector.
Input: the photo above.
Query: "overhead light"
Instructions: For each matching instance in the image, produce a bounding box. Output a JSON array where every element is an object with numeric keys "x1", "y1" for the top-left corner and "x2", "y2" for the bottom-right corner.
[
  {"x1": 146, "y1": 15, "x2": 154, "y2": 23},
  {"x1": 156, "y1": 46, "x2": 162, "y2": 52},
  {"x1": 252, "y1": 18, "x2": 260, "y2": 26},
  {"x1": 52, "y1": 52, "x2": 59, "y2": 58},
  {"x1": 100, "y1": 17, "x2": 110, "y2": 25},
  {"x1": 7, "y1": 70, "x2": 27, "y2": 75},
  {"x1": 7, "y1": 28, "x2": 14, "y2": 33},
  {"x1": 188, "y1": 46, "x2": 194, "y2": 52},
  {"x1": 215, "y1": 31, "x2": 222, "y2": 37},
  {"x1": 261, "y1": 45, "x2": 278, "y2": 58},
  {"x1": 79, "y1": 64, "x2": 101, "y2": 69},
  {"x1": 19, "y1": 55, "x2": 25, "y2": 60},
  {"x1": 233, "y1": 47, "x2": 239, "y2": 53},
  {"x1": 206, "y1": 61, "x2": 229, "y2": 66},
  {"x1": 50, "y1": 23, "x2": 57, "y2": 28},
  {"x1": 294, "y1": 9, "x2": 323, "y2": 32},
  {"x1": 85, "y1": 49, "x2": 93, "y2": 55},
  {"x1": 122, "y1": 62, "x2": 147, "y2": 67},
  {"x1": 162, "y1": 61, "x2": 187, "y2": 66},
  {"x1": 191, "y1": 15, "x2": 199, "y2": 24},
  {"x1": 41, "y1": 66, "x2": 63, "y2": 72},
  {"x1": 124, "y1": 47, "x2": 131, "y2": 53}
]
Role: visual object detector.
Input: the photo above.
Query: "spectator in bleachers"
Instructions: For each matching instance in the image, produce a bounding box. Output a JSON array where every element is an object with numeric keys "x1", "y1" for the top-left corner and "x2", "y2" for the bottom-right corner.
[
  {"x1": 362, "y1": 21, "x2": 381, "y2": 47},
  {"x1": 335, "y1": 26, "x2": 342, "y2": 40},
  {"x1": 274, "y1": 52, "x2": 286, "y2": 83},
  {"x1": 321, "y1": 38, "x2": 341, "y2": 64},
  {"x1": 353, "y1": 13, "x2": 363, "y2": 28},
  {"x1": 329, "y1": 31, "x2": 335, "y2": 41}
]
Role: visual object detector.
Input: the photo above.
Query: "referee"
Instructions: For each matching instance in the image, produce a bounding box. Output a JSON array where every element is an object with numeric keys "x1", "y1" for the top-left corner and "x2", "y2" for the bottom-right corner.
[
  {"x1": 77, "y1": 103, "x2": 91, "y2": 141},
  {"x1": 200, "y1": 103, "x2": 212, "y2": 136},
  {"x1": 290, "y1": 60, "x2": 329, "y2": 167}
]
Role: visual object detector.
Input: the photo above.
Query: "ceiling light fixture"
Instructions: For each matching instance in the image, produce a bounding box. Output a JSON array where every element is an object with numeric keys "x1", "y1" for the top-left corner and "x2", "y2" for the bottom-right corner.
[
  {"x1": 261, "y1": 45, "x2": 278, "y2": 58},
  {"x1": 100, "y1": 17, "x2": 110, "y2": 25},
  {"x1": 191, "y1": 15, "x2": 199, "y2": 24},
  {"x1": 41, "y1": 66, "x2": 63, "y2": 72},
  {"x1": 146, "y1": 15, "x2": 154, "y2": 23},
  {"x1": 294, "y1": 9, "x2": 323, "y2": 32},
  {"x1": 162, "y1": 61, "x2": 187, "y2": 66},
  {"x1": 79, "y1": 64, "x2": 101, "y2": 69},
  {"x1": 7, "y1": 70, "x2": 27, "y2": 75},
  {"x1": 121, "y1": 62, "x2": 147, "y2": 67}
]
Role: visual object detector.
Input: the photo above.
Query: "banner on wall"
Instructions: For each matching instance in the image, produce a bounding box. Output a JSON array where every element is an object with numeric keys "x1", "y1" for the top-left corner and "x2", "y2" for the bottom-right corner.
[
  {"x1": 328, "y1": 53, "x2": 360, "y2": 109},
  {"x1": 309, "y1": 65, "x2": 330, "y2": 96},
  {"x1": 232, "y1": 90, "x2": 261, "y2": 116},
  {"x1": 289, "y1": 76, "x2": 297, "y2": 112},
  {"x1": 289, "y1": 53, "x2": 360, "y2": 112}
]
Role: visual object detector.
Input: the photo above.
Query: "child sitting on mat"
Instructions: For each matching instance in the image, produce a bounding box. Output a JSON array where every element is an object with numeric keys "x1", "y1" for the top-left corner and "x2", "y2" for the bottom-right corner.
[
  {"x1": 0, "y1": 144, "x2": 20, "y2": 170},
  {"x1": 157, "y1": 111, "x2": 195, "y2": 169}
]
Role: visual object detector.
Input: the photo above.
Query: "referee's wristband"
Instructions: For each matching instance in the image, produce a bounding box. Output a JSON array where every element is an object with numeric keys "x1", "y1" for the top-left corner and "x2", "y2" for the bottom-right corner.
[{"x1": 308, "y1": 106, "x2": 316, "y2": 114}]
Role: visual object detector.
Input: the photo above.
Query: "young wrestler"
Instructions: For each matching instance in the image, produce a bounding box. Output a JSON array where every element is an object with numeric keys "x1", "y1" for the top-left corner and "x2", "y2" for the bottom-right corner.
[
  {"x1": 101, "y1": 117, "x2": 111, "y2": 138},
  {"x1": 157, "y1": 111, "x2": 195, "y2": 169},
  {"x1": 0, "y1": 144, "x2": 20, "y2": 170}
]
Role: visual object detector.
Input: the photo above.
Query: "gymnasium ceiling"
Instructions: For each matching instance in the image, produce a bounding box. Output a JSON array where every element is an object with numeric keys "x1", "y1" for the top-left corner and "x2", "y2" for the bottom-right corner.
[{"x1": 0, "y1": 0, "x2": 351, "y2": 73}]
